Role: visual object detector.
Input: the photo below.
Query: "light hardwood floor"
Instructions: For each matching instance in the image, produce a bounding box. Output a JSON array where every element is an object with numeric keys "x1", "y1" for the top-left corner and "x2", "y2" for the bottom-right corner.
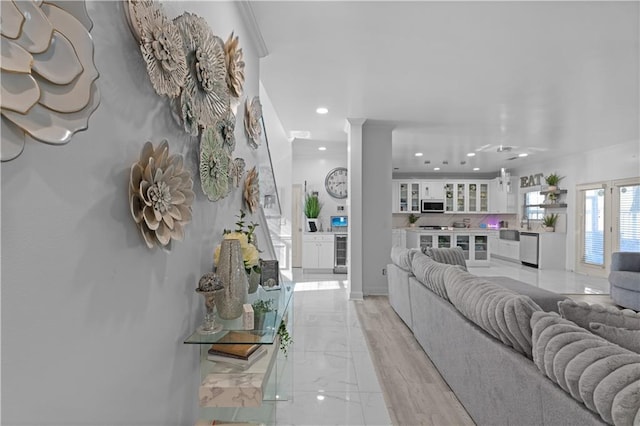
[{"x1": 354, "y1": 296, "x2": 475, "y2": 426}]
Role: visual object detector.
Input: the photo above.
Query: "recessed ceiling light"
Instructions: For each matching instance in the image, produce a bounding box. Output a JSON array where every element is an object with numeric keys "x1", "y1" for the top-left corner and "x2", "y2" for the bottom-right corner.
[
  {"x1": 289, "y1": 130, "x2": 311, "y2": 139},
  {"x1": 414, "y1": 152, "x2": 423, "y2": 157},
  {"x1": 467, "y1": 152, "x2": 476, "y2": 157},
  {"x1": 316, "y1": 107, "x2": 328, "y2": 114},
  {"x1": 318, "y1": 146, "x2": 327, "y2": 151},
  {"x1": 473, "y1": 167, "x2": 480, "y2": 171},
  {"x1": 518, "y1": 153, "x2": 528, "y2": 157},
  {"x1": 434, "y1": 167, "x2": 440, "y2": 171}
]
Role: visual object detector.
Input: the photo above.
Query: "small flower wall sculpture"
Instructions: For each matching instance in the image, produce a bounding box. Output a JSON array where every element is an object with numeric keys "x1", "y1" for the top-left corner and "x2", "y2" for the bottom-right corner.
[
  {"x1": 244, "y1": 97, "x2": 263, "y2": 149},
  {"x1": 243, "y1": 166, "x2": 260, "y2": 213},
  {"x1": 218, "y1": 109, "x2": 236, "y2": 153},
  {"x1": 129, "y1": 140, "x2": 195, "y2": 250},
  {"x1": 174, "y1": 12, "x2": 230, "y2": 131},
  {"x1": 224, "y1": 32, "x2": 245, "y2": 99},
  {"x1": 229, "y1": 157, "x2": 245, "y2": 188},
  {"x1": 199, "y1": 127, "x2": 230, "y2": 201},
  {"x1": 135, "y1": 0, "x2": 187, "y2": 98},
  {"x1": 1, "y1": 0, "x2": 100, "y2": 162}
]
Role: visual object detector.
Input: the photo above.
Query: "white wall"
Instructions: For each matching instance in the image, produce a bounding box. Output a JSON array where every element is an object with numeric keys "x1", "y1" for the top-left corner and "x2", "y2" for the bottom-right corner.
[
  {"x1": 512, "y1": 139, "x2": 640, "y2": 270},
  {"x1": 1, "y1": 2, "x2": 263, "y2": 425},
  {"x1": 291, "y1": 141, "x2": 348, "y2": 231}
]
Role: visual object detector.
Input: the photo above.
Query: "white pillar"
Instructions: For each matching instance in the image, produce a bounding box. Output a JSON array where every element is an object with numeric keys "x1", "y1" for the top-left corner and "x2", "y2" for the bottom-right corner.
[{"x1": 346, "y1": 118, "x2": 366, "y2": 300}]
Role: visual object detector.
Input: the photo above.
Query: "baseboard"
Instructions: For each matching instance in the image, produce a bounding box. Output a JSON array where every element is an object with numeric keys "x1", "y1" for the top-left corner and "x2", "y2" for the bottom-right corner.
[{"x1": 350, "y1": 291, "x2": 364, "y2": 300}]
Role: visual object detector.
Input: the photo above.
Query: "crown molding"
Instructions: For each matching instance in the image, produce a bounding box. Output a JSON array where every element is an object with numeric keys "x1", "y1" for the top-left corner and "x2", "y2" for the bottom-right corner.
[{"x1": 236, "y1": 1, "x2": 269, "y2": 58}]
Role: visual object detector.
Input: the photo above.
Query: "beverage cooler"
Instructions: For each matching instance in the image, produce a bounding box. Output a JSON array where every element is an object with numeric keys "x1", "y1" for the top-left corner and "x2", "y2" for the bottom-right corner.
[{"x1": 334, "y1": 234, "x2": 348, "y2": 274}]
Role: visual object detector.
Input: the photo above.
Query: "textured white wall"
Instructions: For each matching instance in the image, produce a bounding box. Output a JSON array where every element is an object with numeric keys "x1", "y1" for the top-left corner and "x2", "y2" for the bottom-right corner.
[
  {"x1": 512, "y1": 139, "x2": 640, "y2": 271},
  {"x1": 362, "y1": 122, "x2": 393, "y2": 295},
  {"x1": 1, "y1": 2, "x2": 263, "y2": 425}
]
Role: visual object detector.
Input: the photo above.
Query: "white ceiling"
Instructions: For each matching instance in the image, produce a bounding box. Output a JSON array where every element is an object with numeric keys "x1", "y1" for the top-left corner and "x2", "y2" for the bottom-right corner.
[{"x1": 250, "y1": 1, "x2": 639, "y2": 175}]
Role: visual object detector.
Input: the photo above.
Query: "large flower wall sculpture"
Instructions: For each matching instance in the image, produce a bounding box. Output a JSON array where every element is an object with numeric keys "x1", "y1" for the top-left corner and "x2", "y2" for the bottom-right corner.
[
  {"x1": 1, "y1": 0, "x2": 100, "y2": 162},
  {"x1": 174, "y1": 12, "x2": 230, "y2": 131},
  {"x1": 129, "y1": 140, "x2": 195, "y2": 250},
  {"x1": 199, "y1": 127, "x2": 230, "y2": 202},
  {"x1": 134, "y1": 0, "x2": 187, "y2": 98}
]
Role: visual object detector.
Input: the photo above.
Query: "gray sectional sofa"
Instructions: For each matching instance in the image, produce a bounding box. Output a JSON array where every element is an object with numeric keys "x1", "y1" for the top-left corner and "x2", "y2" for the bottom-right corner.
[{"x1": 387, "y1": 247, "x2": 640, "y2": 426}]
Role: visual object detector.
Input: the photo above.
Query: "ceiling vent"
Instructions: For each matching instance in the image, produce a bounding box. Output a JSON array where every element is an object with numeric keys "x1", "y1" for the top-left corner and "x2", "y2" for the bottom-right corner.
[
  {"x1": 497, "y1": 146, "x2": 513, "y2": 152},
  {"x1": 424, "y1": 160, "x2": 430, "y2": 164},
  {"x1": 506, "y1": 156, "x2": 518, "y2": 161},
  {"x1": 442, "y1": 160, "x2": 449, "y2": 165}
]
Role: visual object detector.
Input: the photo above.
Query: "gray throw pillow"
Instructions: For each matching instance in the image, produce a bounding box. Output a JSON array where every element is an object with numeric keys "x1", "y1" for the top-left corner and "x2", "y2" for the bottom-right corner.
[
  {"x1": 530, "y1": 311, "x2": 640, "y2": 426},
  {"x1": 390, "y1": 247, "x2": 419, "y2": 272},
  {"x1": 410, "y1": 251, "x2": 460, "y2": 300},
  {"x1": 589, "y1": 322, "x2": 640, "y2": 353},
  {"x1": 558, "y1": 299, "x2": 640, "y2": 330},
  {"x1": 426, "y1": 247, "x2": 468, "y2": 271}
]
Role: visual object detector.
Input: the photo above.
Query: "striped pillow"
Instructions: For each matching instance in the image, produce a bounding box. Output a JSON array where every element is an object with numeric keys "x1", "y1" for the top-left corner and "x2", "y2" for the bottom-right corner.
[{"x1": 426, "y1": 247, "x2": 468, "y2": 271}]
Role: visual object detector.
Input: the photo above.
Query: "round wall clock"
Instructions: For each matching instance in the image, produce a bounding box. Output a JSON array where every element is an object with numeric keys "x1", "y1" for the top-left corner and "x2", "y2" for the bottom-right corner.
[{"x1": 325, "y1": 167, "x2": 348, "y2": 199}]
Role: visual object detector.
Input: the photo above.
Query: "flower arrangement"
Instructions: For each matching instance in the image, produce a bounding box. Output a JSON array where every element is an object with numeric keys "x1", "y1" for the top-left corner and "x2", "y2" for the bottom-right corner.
[{"x1": 213, "y1": 210, "x2": 261, "y2": 275}]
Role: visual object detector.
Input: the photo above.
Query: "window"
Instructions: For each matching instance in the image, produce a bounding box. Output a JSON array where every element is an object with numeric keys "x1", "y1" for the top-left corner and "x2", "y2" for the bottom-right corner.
[
  {"x1": 524, "y1": 191, "x2": 545, "y2": 220},
  {"x1": 618, "y1": 183, "x2": 640, "y2": 252}
]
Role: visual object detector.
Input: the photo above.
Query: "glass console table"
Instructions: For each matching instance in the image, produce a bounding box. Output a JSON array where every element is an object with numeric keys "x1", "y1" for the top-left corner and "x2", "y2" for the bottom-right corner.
[{"x1": 184, "y1": 282, "x2": 294, "y2": 426}]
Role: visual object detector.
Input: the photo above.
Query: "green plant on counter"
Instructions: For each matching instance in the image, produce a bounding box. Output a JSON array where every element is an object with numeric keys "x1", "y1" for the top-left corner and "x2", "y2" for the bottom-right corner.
[
  {"x1": 252, "y1": 299, "x2": 275, "y2": 315},
  {"x1": 304, "y1": 193, "x2": 322, "y2": 218},
  {"x1": 542, "y1": 213, "x2": 559, "y2": 229},
  {"x1": 545, "y1": 173, "x2": 564, "y2": 187},
  {"x1": 408, "y1": 213, "x2": 419, "y2": 225}
]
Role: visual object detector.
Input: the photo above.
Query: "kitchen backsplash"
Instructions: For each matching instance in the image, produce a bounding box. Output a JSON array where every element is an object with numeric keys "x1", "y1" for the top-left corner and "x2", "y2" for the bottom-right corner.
[{"x1": 392, "y1": 213, "x2": 518, "y2": 229}]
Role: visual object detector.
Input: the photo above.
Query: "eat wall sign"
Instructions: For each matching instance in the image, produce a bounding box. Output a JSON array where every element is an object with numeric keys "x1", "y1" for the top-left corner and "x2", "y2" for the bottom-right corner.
[{"x1": 520, "y1": 173, "x2": 544, "y2": 188}]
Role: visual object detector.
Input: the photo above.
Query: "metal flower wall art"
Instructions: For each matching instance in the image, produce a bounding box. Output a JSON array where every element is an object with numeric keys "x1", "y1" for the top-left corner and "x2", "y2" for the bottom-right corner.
[
  {"x1": 131, "y1": 0, "x2": 187, "y2": 98},
  {"x1": 1, "y1": 0, "x2": 100, "y2": 162},
  {"x1": 129, "y1": 140, "x2": 195, "y2": 250},
  {"x1": 175, "y1": 12, "x2": 230, "y2": 131},
  {"x1": 243, "y1": 166, "x2": 260, "y2": 213},
  {"x1": 218, "y1": 109, "x2": 236, "y2": 153},
  {"x1": 224, "y1": 32, "x2": 245, "y2": 99},
  {"x1": 244, "y1": 96, "x2": 263, "y2": 149},
  {"x1": 229, "y1": 157, "x2": 245, "y2": 188},
  {"x1": 199, "y1": 127, "x2": 230, "y2": 202}
]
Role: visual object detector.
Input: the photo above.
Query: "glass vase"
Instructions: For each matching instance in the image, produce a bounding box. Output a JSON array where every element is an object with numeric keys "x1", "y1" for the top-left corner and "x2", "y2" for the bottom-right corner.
[{"x1": 196, "y1": 288, "x2": 222, "y2": 334}]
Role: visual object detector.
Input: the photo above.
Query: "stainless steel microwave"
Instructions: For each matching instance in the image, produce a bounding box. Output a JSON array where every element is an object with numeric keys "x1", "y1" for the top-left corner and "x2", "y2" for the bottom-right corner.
[{"x1": 421, "y1": 200, "x2": 445, "y2": 213}]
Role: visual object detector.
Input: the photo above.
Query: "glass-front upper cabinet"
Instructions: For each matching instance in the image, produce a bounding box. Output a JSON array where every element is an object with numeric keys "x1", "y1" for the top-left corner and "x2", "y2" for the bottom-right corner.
[
  {"x1": 468, "y1": 183, "x2": 489, "y2": 213},
  {"x1": 398, "y1": 182, "x2": 420, "y2": 213},
  {"x1": 455, "y1": 183, "x2": 466, "y2": 212},
  {"x1": 444, "y1": 184, "x2": 454, "y2": 212}
]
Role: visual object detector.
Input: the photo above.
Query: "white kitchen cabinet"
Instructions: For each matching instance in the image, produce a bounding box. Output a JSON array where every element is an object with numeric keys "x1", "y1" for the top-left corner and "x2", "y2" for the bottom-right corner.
[
  {"x1": 492, "y1": 239, "x2": 520, "y2": 263},
  {"x1": 392, "y1": 229, "x2": 406, "y2": 248},
  {"x1": 302, "y1": 234, "x2": 334, "y2": 270},
  {"x1": 420, "y1": 181, "x2": 444, "y2": 200},
  {"x1": 454, "y1": 233, "x2": 490, "y2": 266},
  {"x1": 406, "y1": 231, "x2": 453, "y2": 251},
  {"x1": 396, "y1": 181, "x2": 421, "y2": 213},
  {"x1": 467, "y1": 182, "x2": 489, "y2": 213}
]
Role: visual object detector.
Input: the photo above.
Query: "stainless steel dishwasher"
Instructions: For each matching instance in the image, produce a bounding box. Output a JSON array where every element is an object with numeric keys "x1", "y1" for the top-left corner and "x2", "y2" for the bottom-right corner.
[{"x1": 519, "y1": 232, "x2": 539, "y2": 268}]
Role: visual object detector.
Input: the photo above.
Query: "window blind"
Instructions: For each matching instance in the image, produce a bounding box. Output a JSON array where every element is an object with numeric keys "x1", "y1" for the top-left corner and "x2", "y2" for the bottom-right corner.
[
  {"x1": 582, "y1": 188, "x2": 604, "y2": 265},
  {"x1": 618, "y1": 184, "x2": 640, "y2": 252}
]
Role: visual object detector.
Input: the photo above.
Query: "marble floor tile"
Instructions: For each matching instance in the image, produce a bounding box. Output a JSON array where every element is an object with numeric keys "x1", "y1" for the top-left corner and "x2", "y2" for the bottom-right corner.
[
  {"x1": 295, "y1": 325, "x2": 369, "y2": 353},
  {"x1": 276, "y1": 391, "x2": 366, "y2": 426},
  {"x1": 360, "y1": 392, "x2": 392, "y2": 426},
  {"x1": 352, "y1": 350, "x2": 383, "y2": 393},
  {"x1": 293, "y1": 351, "x2": 359, "y2": 393}
]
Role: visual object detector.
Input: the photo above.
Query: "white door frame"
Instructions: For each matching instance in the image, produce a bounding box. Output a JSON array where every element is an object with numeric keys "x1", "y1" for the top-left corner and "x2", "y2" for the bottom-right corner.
[{"x1": 291, "y1": 184, "x2": 303, "y2": 268}]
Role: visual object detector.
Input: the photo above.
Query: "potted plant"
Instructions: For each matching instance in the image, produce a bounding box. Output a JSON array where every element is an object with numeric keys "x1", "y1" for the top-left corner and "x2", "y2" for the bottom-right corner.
[
  {"x1": 545, "y1": 173, "x2": 564, "y2": 192},
  {"x1": 542, "y1": 213, "x2": 559, "y2": 232},
  {"x1": 408, "y1": 213, "x2": 419, "y2": 227},
  {"x1": 252, "y1": 299, "x2": 275, "y2": 330},
  {"x1": 304, "y1": 193, "x2": 322, "y2": 232}
]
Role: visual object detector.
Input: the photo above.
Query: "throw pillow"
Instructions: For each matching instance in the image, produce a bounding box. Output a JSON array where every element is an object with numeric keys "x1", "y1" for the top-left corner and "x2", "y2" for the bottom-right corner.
[
  {"x1": 530, "y1": 311, "x2": 640, "y2": 426},
  {"x1": 410, "y1": 251, "x2": 461, "y2": 301},
  {"x1": 558, "y1": 299, "x2": 640, "y2": 330},
  {"x1": 589, "y1": 322, "x2": 640, "y2": 353},
  {"x1": 426, "y1": 247, "x2": 468, "y2": 271},
  {"x1": 390, "y1": 247, "x2": 419, "y2": 272}
]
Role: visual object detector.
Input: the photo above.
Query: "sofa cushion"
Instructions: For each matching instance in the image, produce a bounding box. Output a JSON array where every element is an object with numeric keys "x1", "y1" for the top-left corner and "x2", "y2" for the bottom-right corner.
[
  {"x1": 589, "y1": 322, "x2": 640, "y2": 354},
  {"x1": 485, "y1": 276, "x2": 569, "y2": 313},
  {"x1": 558, "y1": 299, "x2": 640, "y2": 330},
  {"x1": 609, "y1": 271, "x2": 640, "y2": 292},
  {"x1": 425, "y1": 246, "x2": 468, "y2": 271},
  {"x1": 390, "y1": 247, "x2": 419, "y2": 272},
  {"x1": 530, "y1": 311, "x2": 640, "y2": 426},
  {"x1": 410, "y1": 251, "x2": 462, "y2": 301},
  {"x1": 444, "y1": 268, "x2": 541, "y2": 358}
]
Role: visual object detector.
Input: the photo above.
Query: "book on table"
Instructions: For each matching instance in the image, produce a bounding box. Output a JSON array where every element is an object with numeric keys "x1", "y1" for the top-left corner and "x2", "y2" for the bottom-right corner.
[{"x1": 207, "y1": 345, "x2": 267, "y2": 367}]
